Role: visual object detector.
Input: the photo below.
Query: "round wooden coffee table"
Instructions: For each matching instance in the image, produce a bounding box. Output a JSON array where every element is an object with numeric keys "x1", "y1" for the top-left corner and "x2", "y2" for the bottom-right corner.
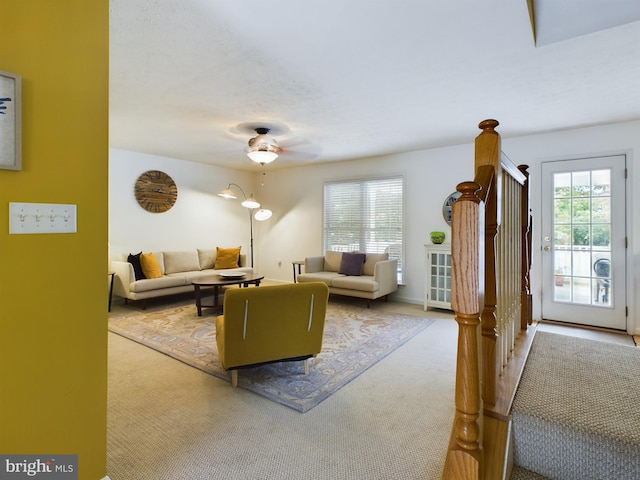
[{"x1": 192, "y1": 273, "x2": 264, "y2": 316}]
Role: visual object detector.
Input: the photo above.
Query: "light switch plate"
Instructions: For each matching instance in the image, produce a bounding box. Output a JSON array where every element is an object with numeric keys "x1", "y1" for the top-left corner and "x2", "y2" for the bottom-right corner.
[{"x1": 9, "y1": 202, "x2": 77, "y2": 234}]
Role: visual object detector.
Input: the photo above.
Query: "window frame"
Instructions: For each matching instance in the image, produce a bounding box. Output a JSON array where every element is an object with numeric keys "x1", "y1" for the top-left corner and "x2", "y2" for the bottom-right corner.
[{"x1": 322, "y1": 175, "x2": 405, "y2": 283}]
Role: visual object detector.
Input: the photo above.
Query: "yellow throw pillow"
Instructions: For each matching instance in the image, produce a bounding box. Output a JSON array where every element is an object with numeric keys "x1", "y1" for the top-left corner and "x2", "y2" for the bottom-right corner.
[
  {"x1": 214, "y1": 246, "x2": 241, "y2": 269},
  {"x1": 140, "y1": 252, "x2": 162, "y2": 279}
]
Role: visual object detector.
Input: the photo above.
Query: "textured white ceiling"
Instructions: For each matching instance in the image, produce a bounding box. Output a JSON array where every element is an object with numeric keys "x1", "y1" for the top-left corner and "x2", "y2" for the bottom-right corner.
[
  {"x1": 109, "y1": 0, "x2": 640, "y2": 171},
  {"x1": 532, "y1": 0, "x2": 640, "y2": 45}
]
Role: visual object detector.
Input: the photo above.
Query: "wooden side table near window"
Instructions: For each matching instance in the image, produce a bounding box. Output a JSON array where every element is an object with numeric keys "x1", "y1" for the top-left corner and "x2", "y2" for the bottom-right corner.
[{"x1": 292, "y1": 260, "x2": 304, "y2": 283}]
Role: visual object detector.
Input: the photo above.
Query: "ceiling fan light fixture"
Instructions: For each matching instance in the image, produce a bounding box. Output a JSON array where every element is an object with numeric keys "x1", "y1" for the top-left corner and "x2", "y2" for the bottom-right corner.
[
  {"x1": 247, "y1": 149, "x2": 278, "y2": 164},
  {"x1": 247, "y1": 127, "x2": 281, "y2": 164}
]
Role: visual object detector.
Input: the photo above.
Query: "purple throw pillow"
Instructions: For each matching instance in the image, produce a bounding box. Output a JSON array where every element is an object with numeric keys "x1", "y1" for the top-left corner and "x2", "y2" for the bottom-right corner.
[{"x1": 339, "y1": 252, "x2": 366, "y2": 276}]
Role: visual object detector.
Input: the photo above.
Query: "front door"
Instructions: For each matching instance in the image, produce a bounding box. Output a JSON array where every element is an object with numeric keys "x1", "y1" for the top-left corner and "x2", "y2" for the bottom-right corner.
[{"x1": 541, "y1": 155, "x2": 627, "y2": 330}]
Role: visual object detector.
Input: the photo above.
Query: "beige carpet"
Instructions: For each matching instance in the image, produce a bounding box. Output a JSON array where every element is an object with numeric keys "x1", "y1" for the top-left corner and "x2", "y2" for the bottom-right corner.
[
  {"x1": 108, "y1": 297, "x2": 435, "y2": 412},
  {"x1": 512, "y1": 331, "x2": 640, "y2": 479},
  {"x1": 107, "y1": 298, "x2": 458, "y2": 480},
  {"x1": 536, "y1": 321, "x2": 635, "y2": 347}
]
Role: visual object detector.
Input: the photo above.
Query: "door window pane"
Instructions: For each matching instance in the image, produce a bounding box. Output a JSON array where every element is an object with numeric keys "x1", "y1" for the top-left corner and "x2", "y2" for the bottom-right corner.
[
  {"x1": 591, "y1": 170, "x2": 610, "y2": 196},
  {"x1": 572, "y1": 171, "x2": 590, "y2": 197},
  {"x1": 552, "y1": 169, "x2": 613, "y2": 307},
  {"x1": 554, "y1": 172, "x2": 571, "y2": 197},
  {"x1": 592, "y1": 197, "x2": 610, "y2": 223},
  {"x1": 572, "y1": 251, "x2": 591, "y2": 277},
  {"x1": 554, "y1": 225, "x2": 571, "y2": 247},
  {"x1": 572, "y1": 225, "x2": 589, "y2": 246},
  {"x1": 572, "y1": 198, "x2": 591, "y2": 223},
  {"x1": 554, "y1": 199, "x2": 571, "y2": 223},
  {"x1": 592, "y1": 224, "x2": 610, "y2": 248}
]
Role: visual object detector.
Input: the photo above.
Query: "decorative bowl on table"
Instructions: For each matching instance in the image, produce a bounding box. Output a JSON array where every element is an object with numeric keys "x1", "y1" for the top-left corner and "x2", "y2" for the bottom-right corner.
[
  {"x1": 219, "y1": 271, "x2": 247, "y2": 279},
  {"x1": 430, "y1": 231, "x2": 446, "y2": 244}
]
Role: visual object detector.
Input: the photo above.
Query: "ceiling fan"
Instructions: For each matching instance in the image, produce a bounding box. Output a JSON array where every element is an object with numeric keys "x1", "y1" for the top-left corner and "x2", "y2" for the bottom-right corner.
[
  {"x1": 246, "y1": 127, "x2": 282, "y2": 165},
  {"x1": 228, "y1": 122, "x2": 319, "y2": 168}
]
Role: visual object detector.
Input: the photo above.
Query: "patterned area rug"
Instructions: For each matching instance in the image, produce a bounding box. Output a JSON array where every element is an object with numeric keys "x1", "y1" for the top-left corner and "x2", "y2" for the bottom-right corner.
[{"x1": 108, "y1": 300, "x2": 434, "y2": 412}]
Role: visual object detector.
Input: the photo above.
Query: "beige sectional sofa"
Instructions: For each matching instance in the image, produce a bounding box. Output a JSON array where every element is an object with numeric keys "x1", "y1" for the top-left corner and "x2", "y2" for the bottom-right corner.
[
  {"x1": 296, "y1": 251, "x2": 398, "y2": 305},
  {"x1": 110, "y1": 248, "x2": 251, "y2": 308}
]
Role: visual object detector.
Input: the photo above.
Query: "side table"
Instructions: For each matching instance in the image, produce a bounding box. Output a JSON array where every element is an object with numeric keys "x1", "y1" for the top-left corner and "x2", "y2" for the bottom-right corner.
[
  {"x1": 192, "y1": 273, "x2": 264, "y2": 316},
  {"x1": 108, "y1": 272, "x2": 115, "y2": 312},
  {"x1": 292, "y1": 260, "x2": 304, "y2": 283}
]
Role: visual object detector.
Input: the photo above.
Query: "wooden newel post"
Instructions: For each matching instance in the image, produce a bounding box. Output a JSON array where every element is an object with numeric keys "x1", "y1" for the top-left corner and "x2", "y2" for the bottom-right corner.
[
  {"x1": 444, "y1": 180, "x2": 484, "y2": 479},
  {"x1": 475, "y1": 120, "x2": 500, "y2": 408}
]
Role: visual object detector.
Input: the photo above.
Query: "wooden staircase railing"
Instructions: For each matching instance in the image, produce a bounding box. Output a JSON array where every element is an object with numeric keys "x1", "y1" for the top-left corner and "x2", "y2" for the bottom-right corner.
[{"x1": 442, "y1": 120, "x2": 532, "y2": 480}]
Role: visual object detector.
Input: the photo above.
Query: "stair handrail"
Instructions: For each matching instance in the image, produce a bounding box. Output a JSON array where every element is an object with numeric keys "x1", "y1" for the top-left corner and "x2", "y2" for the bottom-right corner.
[{"x1": 443, "y1": 120, "x2": 531, "y2": 480}]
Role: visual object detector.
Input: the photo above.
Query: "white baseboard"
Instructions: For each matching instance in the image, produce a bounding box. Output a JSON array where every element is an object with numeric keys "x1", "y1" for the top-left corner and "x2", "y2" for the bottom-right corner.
[
  {"x1": 391, "y1": 294, "x2": 423, "y2": 305},
  {"x1": 263, "y1": 278, "x2": 290, "y2": 285}
]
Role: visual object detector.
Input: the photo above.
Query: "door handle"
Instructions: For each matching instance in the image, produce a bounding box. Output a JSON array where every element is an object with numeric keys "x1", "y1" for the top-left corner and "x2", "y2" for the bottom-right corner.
[{"x1": 543, "y1": 246, "x2": 551, "y2": 251}]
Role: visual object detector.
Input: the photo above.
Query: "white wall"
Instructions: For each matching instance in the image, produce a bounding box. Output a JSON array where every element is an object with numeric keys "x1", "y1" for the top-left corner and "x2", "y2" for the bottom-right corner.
[
  {"x1": 108, "y1": 149, "x2": 261, "y2": 264},
  {"x1": 109, "y1": 120, "x2": 640, "y2": 333},
  {"x1": 503, "y1": 120, "x2": 640, "y2": 333},
  {"x1": 257, "y1": 121, "x2": 640, "y2": 333},
  {"x1": 255, "y1": 145, "x2": 474, "y2": 304}
]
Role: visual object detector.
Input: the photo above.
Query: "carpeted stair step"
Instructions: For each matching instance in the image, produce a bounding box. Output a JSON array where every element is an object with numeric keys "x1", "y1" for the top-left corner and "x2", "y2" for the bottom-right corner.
[
  {"x1": 510, "y1": 466, "x2": 550, "y2": 480},
  {"x1": 510, "y1": 331, "x2": 640, "y2": 480}
]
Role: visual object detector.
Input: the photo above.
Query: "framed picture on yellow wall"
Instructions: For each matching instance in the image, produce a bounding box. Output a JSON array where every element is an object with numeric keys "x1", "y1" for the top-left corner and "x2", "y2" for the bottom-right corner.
[{"x1": 0, "y1": 70, "x2": 22, "y2": 171}]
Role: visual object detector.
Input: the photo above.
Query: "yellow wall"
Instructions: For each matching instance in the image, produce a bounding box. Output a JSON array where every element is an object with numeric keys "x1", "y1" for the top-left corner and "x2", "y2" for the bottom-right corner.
[{"x1": 0, "y1": 1, "x2": 109, "y2": 479}]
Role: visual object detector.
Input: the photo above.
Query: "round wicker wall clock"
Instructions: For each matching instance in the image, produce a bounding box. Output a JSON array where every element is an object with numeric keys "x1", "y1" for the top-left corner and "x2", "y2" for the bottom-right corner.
[{"x1": 134, "y1": 170, "x2": 178, "y2": 213}]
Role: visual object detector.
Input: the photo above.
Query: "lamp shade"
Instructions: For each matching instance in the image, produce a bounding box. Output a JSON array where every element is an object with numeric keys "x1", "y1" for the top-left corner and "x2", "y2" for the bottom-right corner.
[
  {"x1": 254, "y1": 208, "x2": 272, "y2": 221},
  {"x1": 241, "y1": 194, "x2": 260, "y2": 209},
  {"x1": 217, "y1": 188, "x2": 237, "y2": 199}
]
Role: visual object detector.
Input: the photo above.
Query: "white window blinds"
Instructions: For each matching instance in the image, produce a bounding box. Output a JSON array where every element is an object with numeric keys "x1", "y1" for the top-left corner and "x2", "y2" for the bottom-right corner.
[{"x1": 323, "y1": 176, "x2": 404, "y2": 282}]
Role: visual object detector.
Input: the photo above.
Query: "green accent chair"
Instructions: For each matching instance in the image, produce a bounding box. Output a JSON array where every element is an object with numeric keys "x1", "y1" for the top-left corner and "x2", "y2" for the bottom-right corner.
[{"x1": 216, "y1": 282, "x2": 329, "y2": 387}]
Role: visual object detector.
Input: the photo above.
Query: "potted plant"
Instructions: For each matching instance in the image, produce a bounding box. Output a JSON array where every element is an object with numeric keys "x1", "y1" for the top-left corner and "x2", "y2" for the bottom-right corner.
[{"x1": 430, "y1": 231, "x2": 445, "y2": 244}]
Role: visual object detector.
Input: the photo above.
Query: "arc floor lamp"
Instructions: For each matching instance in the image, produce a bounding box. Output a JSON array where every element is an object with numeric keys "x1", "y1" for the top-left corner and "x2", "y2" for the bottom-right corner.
[{"x1": 218, "y1": 183, "x2": 272, "y2": 268}]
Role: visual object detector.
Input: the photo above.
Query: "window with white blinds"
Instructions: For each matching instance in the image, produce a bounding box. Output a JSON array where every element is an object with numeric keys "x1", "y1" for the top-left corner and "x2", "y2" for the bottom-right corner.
[{"x1": 323, "y1": 176, "x2": 404, "y2": 282}]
